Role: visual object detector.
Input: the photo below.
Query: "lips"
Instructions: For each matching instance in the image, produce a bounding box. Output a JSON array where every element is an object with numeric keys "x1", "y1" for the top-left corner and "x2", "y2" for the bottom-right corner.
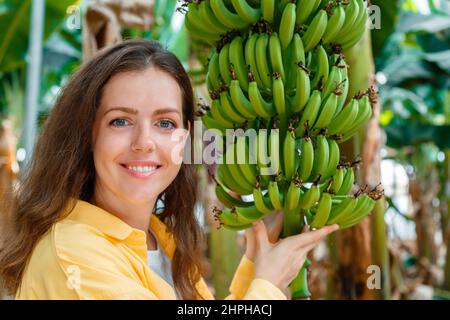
[{"x1": 119, "y1": 160, "x2": 163, "y2": 179}]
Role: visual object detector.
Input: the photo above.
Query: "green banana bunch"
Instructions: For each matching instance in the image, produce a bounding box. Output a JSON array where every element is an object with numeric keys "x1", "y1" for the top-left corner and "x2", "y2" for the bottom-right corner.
[
  {"x1": 185, "y1": 0, "x2": 381, "y2": 300},
  {"x1": 215, "y1": 182, "x2": 253, "y2": 208}
]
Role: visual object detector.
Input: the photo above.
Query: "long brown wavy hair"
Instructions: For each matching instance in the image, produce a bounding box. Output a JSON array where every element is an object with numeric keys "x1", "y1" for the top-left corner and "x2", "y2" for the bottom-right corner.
[{"x1": 0, "y1": 39, "x2": 205, "y2": 299}]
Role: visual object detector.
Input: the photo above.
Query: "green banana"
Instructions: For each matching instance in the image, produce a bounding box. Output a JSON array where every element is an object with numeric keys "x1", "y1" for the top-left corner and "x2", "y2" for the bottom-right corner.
[
  {"x1": 235, "y1": 203, "x2": 267, "y2": 222},
  {"x1": 290, "y1": 262, "x2": 311, "y2": 299},
  {"x1": 236, "y1": 135, "x2": 258, "y2": 187},
  {"x1": 224, "y1": 143, "x2": 255, "y2": 193},
  {"x1": 310, "y1": 192, "x2": 332, "y2": 228},
  {"x1": 207, "y1": 50, "x2": 222, "y2": 90},
  {"x1": 261, "y1": 0, "x2": 275, "y2": 23},
  {"x1": 185, "y1": 3, "x2": 221, "y2": 43},
  {"x1": 283, "y1": 129, "x2": 298, "y2": 181},
  {"x1": 311, "y1": 45, "x2": 330, "y2": 89},
  {"x1": 297, "y1": 136, "x2": 314, "y2": 183},
  {"x1": 289, "y1": 64, "x2": 311, "y2": 113},
  {"x1": 327, "y1": 98, "x2": 359, "y2": 136},
  {"x1": 229, "y1": 36, "x2": 250, "y2": 92},
  {"x1": 322, "y1": 138, "x2": 340, "y2": 181},
  {"x1": 219, "y1": 91, "x2": 247, "y2": 124},
  {"x1": 198, "y1": 0, "x2": 229, "y2": 35},
  {"x1": 296, "y1": 0, "x2": 319, "y2": 25},
  {"x1": 334, "y1": 0, "x2": 360, "y2": 41},
  {"x1": 255, "y1": 33, "x2": 273, "y2": 89},
  {"x1": 322, "y1": 3, "x2": 346, "y2": 44},
  {"x1": 210, "y1": 0, "x2": 248, "y2": 29},
  {"x1": 218, "y1": 208, "x2": 253, "y2": 228},
  {"x1": 312, "y1": 92, "x2": 338, "y2": 132},
  {"x1": 339, "y1": 195, "x2": 376, "y2": 229},
  {"x1": 269, "y1": 32, "x2": 286, "y2": 81},
  {"x1": 322, "y1": 65, "x2": 342, "y2": 100},
  {"x1": 217, "y1": 161, "x2": 250, "y2": 195},
  {"x1": 327, "y1": 195, "x2": 358, "y2": 225},
  {"x1": 297, "y1": 184, "x2": 320, "y2": 210},
  {"x1": 268, "y1": 129, "x2": 281, "y2": 176},
  {"x1": 340, "y1": 95, "x2": 373, "y2": 142},
  {"x1": 340, "y1": 0, "x2": 368, "y2": 50},
  {"x1": 245, "y1": 33, "x2": 265, "y2": 89},
  {"x1": 286, "y1": 179, "x2": 303, "y2": 210},
  {"x1": 202, "y1": 112, "x2": 226, "y2": 134},
  {"x1": 231, "y1": 0, "x2": 261, "y2": 24},
  {"x1": 310, "y1": 135, "x2": 329, "y2": 181},
  {"x1": 210, "y1": 98, "x2": 235, "y2": 128},
  {"x1": 215, "y1": 182, "x2": 253, "y2": 208},
  {"x1": 330, "y1": 166, "x2": 344, "y2": 194},
  {"x1": 302, "y1": 9, "x2": 328, "y2": 52},
  {"x1": 335, "y1": 65, "x2": 349, "y2": 114},
  {"x1": 268, "y1": 179, "x2": 284, "y2": 210},
  {"x1": 336, "y1": 167, "x2": 354, "y2": 195},
  {"x1": 219, "y1": 43, "x2": 233, "y2": 86},
  {"x1": 253, "y1": 186, "x2": 274, "y2": 214},
  {"x1": 230, "y1": 79, "x2": 258, "y2": 120},
  {"x1": 279, "y1": 2, "x2": 296, "y2": 49},
  {"x1": 295, "y1": 90, "x2": 322, "y2": 138},
  {"x1": 292, "y1": 33, "x2": 306, "y2": 65},
  {"x1": 273, "y1": 73, "x2": 286, "y2": 115},
  {"x1": 249, "y1": 81, "x2": 275, "y2": 119}
]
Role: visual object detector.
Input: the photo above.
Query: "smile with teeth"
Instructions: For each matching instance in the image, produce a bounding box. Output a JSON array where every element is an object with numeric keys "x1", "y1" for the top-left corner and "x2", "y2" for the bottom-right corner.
[{"x1": 126, "y1": 165, "x2": 158, "y2": 173}]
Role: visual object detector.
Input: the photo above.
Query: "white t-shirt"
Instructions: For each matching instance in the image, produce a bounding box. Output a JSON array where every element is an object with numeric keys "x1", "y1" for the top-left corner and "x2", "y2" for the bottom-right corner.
[{"x1": 147, "y1": 229, "x2": 176, "y2": 290}]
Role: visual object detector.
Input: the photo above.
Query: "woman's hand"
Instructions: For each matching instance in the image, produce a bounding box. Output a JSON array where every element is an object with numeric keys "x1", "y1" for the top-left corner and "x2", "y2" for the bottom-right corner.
[
  {"x1": 244, "y1": 215, "x2": 339, "y2": 294},
  {"x1": 244, "y1": 211, "x2": 284, "y2": 261}
]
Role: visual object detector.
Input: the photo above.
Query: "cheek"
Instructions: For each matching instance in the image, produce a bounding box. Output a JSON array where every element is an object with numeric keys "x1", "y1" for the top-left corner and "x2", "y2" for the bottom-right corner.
[{"x1": 92, "y1": 128, "x2": 129, "y2": 166}]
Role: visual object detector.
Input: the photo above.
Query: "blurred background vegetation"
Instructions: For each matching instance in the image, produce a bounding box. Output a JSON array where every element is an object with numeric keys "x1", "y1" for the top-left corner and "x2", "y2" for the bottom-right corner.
[{"x1": 0, "y1": 0, "x2": 449, "y2": 300}]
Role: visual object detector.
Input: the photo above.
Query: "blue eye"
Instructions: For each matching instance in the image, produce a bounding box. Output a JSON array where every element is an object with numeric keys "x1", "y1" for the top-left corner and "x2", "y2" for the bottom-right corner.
[
  {"x1": 159, "y1": 119, "x2": 176, "y2": 129},
  {"x1": 110, "y1": 118, "x2": 130, "y2": 127}
]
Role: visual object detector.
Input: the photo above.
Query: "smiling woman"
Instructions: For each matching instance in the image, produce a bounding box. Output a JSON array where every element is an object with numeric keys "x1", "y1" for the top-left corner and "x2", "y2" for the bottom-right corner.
[{"x1": 0, "y1": 39, "x2": 337, "y2": 300}]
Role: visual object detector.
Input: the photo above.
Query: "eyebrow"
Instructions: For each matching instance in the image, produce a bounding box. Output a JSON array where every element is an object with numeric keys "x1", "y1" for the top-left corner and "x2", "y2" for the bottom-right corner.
[{"x1": 103, "y1": 107, "x2": 181, "y2": 117}]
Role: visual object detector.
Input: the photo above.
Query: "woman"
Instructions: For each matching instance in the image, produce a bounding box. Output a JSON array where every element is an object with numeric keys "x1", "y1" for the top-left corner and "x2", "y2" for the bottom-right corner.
[{"x1": 0, "y1": 39, "x2": 338, "y2": 300}]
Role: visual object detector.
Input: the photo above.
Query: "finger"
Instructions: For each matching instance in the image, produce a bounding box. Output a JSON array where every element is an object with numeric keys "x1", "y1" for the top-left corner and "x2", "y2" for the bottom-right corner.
[
  {"x1": 252, "y1": 220, "x2": 270, "y2": 248},
  {"x1": 301, "y1": 238, "x2": 325, "y2": 253},
  {"x1": 291, "y1": 224, "x2": 339, "y2": 249},
  {"x1": 268, "y1": 211, "x2": 284, "y2": 243},
  {"x1": 244, "y1": 228, "x2": 256, "y2": 244}
]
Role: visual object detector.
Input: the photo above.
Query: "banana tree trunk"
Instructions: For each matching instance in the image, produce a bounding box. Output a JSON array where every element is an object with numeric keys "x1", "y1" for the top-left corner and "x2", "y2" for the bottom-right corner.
[
  {"x1": 198, "y1": 164, "x2": 240, "y2": 299},
  {"x1": 330, "y1": 28, "x2": 390, "y2": 299},
  {"x1": 444, "y1": 150, "x2": 450, "y2": 290},
  {"x1": 409, "y1": 176, "x2": 439, "y2": 283}
]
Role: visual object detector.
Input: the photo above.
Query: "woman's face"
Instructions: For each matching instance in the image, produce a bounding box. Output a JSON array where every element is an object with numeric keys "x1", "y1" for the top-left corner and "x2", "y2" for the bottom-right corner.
[{"x1": 91, "y1": 67, "x2": 190, "y2": 207}]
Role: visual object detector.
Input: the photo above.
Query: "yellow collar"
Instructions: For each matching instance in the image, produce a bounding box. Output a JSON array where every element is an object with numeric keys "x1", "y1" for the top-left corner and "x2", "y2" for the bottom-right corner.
[{"x1": 64, "y1": 198, "x2": 176, "y2": 259}]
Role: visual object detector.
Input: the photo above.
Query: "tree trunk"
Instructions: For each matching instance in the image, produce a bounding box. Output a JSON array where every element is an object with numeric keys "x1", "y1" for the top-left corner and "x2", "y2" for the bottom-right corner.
[
  {"x1": 444, "y1": 150, "x2": 450, "y2": 290},
  {"x1": 330, "y1": 28, "x2": 389, "y2": 299}
]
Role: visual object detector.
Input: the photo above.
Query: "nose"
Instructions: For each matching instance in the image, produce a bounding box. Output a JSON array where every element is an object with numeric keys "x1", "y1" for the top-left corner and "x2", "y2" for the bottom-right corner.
[{"x1": 131, "y1": 123, "x2": 156, "y2": 153}]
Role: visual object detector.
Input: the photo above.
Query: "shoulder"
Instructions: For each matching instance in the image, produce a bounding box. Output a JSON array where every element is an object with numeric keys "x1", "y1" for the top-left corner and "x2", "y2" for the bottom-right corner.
[
  {"x1": 18, "y1": 218, "x2": 147, "y2": 299},
  {"x1": 51, "y1": 218, "x2": 132, "y2": 274}
]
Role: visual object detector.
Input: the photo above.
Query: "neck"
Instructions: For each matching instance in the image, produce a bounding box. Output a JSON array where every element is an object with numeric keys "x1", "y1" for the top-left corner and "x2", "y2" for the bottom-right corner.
[{"x1": 91, "y1": 191, "x2": 157, "y2": 233}]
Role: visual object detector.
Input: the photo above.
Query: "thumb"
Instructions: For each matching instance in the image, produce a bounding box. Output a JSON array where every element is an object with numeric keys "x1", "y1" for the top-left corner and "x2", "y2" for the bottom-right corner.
[{"x1": 252, "y1": 220, "x2": 270, "y2": 248}]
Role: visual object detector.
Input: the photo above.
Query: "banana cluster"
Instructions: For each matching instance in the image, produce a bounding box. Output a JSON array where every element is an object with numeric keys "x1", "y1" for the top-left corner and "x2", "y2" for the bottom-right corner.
[
  {"x1": 183, "y1": 0, "x2": 382, "y2": 299},
  {"x1": 182, "y1": 0, "x2": 368, "y2": 51}
]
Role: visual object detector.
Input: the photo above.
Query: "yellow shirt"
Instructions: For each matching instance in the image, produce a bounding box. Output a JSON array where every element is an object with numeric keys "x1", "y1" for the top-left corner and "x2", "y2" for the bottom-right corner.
[{"x1": 16, "y1": 199, "x2": 287, "y2": 300}]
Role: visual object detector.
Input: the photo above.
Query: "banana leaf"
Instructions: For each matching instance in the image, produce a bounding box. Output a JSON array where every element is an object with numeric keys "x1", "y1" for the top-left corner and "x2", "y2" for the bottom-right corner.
[
  {"x1": 370, "y1": 0, "x2": 401, "y2": 58},
  {"x1": 397, "y1": 12, "x2": 450, "y2": 33},
  {"x1": 384, "y1": 123, "x2": 450, "y2": 149},
  {"x1": 0, "y1": 0, "x2": 77, "y2": 72}
]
